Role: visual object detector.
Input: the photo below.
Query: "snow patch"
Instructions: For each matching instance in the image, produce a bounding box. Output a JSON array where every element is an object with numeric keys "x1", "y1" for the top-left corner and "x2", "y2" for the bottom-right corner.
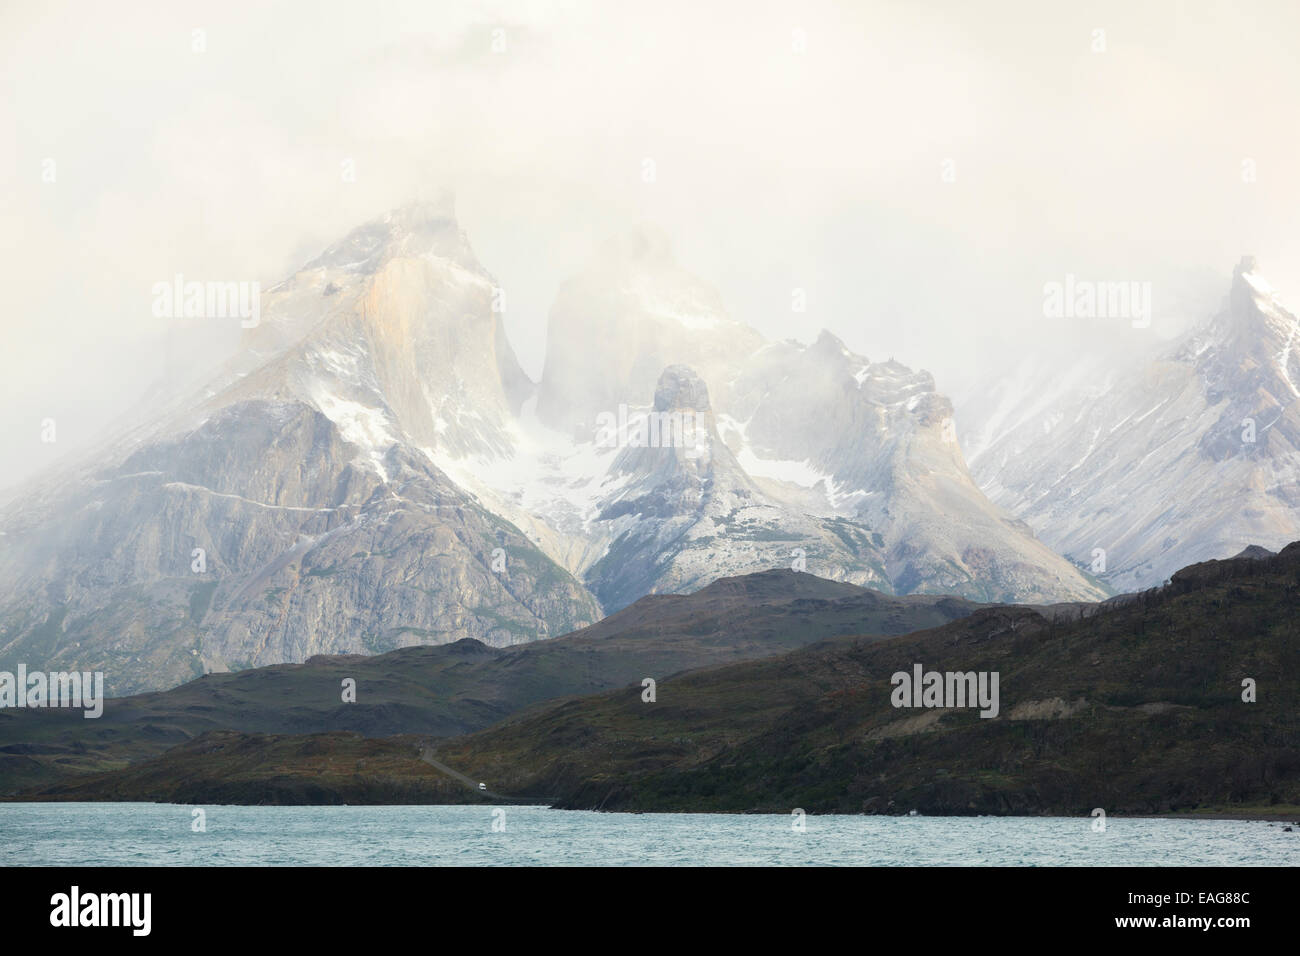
[{"x1": 308, "y1": 386, "x2": 396, "y2": 482}]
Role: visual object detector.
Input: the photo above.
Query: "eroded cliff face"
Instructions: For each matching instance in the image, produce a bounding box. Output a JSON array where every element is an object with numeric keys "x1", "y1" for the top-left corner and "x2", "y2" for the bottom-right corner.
[
  {"x1": 0, "y1": 201, "x2": 600, "y2": 694},
  {"x1": 443, "y1": 228, "x2": 1105, "y2": 609}
]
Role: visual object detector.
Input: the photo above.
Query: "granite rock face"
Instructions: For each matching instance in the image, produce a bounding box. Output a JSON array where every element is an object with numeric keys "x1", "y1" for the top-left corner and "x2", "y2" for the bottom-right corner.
[
  {"x1": 443, "y1": 228, "x2": 1105, "y2": 609},
  {"x1": 0, "y1": 201, "x2": 601, "y2": 695}
]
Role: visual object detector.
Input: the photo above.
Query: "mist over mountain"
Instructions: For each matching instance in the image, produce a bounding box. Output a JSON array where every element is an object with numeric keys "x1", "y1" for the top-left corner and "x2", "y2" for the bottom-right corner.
[
  {"x1": 0, "y1": 201, "x2": 1110, "y2": 695},
  {"x1": 437, "y1": 218, "x2": 1105, "y2": 609},
  {"x1": 0, "y1": 200, "x2": 601, "y2": 695},
  {"x1": 969, "y1": 258, "x2": 1300, "y2": 592}
]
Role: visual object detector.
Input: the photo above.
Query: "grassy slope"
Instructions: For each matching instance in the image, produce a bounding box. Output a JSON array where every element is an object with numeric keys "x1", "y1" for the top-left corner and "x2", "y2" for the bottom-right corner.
[
  {"x1": 24, "y1": 732, "x2": 475, "y2": 805},
  {"x1": 0, "y1": 569, "x2": 978, "y2": 794},
  {"x1": 426, "y1": 545, "x2": 1300, "y2": 814},
  {"x1": 23, "y1": 546, "x2": 1300, "y2": 813}
]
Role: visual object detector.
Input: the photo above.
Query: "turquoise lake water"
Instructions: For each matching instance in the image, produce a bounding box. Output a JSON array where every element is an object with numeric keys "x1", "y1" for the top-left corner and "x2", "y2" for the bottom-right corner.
[{"x1": 1, "y1": 804, "x2": 1296, "y2": 866}]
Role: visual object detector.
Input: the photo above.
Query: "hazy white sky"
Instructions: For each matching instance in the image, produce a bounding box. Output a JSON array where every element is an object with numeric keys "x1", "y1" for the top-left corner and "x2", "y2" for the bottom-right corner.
[{"x1": 4, "y1": 0, "x2": 1299, "y2": 490}]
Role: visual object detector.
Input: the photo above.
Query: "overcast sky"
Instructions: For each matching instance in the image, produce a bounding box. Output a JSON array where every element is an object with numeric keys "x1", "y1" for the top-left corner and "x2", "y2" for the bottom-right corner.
[{"x1": 4, "y1": 0, "x2": 1299, "y2": 491}]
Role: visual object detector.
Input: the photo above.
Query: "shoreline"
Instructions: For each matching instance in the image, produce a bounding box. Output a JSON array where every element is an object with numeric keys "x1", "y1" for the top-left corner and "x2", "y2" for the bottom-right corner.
[
  {"x1": 1134, "y1": 812, "x2": 1300, "y2": 825},
  {"x1": 4, "y1": 799, "x2": 1300, "y2": 823}
]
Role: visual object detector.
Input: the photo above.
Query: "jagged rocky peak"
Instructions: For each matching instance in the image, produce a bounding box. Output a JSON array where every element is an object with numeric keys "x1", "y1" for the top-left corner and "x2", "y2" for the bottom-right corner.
[
  {"x1": 608, "y1": 365, "x2": 725, "y2": 480},
  {"x1": 968, "y1": 256, "x2": 1300, "y2": 593},
  {"x1": 1220, "y1": 255, "x2": 1295, "y2": 332},
  {"x1": 798, "y1": 330, "x2": 939, "y2": 400},
  {"x1": 810, "y1": 328, "x2": 851, "y2": 356},
  {"x1": 223, "y1": 197, "x2": 530, "y2": 462},
  {"x1": 1194, "y1": 257, "x2": 1300, "y2": 419},
  {"x1": 1232, "y1": 254, "x2": 1261, "y2": 294},
  {"x1": 654, "y1": 364, "x2": 712, "y2": 413},
  {"x1": 536, "y1": 224, "x2": 764, "y2": 431},
  {"x1": 302, "y1": 194, "x2": 483, "y2": 278},
  {"x1": 234, "y1": 195, "x2": 497, "y2": 360}
]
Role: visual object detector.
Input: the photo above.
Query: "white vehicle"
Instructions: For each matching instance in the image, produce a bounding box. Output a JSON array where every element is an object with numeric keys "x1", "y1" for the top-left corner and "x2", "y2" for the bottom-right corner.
[{"x1": 478, "y1": 782, "x2": 487, "y2": 791}]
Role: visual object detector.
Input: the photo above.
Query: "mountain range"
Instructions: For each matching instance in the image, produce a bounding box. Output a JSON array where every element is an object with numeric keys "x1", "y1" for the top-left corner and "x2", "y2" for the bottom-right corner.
[
  {"x1": 0, "y1": 199, "x2": 1105, "y2": 694},
  {"x1": 435, "y1": 223, "x2": 1104, "y2": 609}
]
